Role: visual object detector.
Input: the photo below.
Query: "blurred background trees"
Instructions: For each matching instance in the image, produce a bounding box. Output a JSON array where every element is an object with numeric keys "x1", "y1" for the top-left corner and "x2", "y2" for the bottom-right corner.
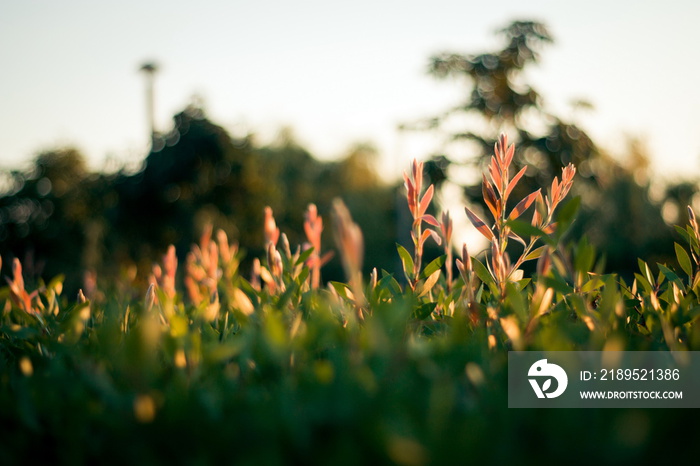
[
  {"x1": 0, "y1": 105, "x2": 398, "y2": 293},
  {"x1": 404, "y1": 20, "x2": 681, "y2": 277},
  {"x1": 0, "y1": 19, "x2": 695, "y2": 291}
]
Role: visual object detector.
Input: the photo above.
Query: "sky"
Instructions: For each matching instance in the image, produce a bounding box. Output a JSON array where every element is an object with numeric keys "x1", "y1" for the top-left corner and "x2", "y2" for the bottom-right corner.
[{"x1": 1, "y1": 0, "x2": 699, "y2": 183}]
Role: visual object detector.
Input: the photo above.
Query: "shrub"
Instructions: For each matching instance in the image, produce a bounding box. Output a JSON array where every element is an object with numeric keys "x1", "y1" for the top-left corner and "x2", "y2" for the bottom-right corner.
[{"x1": 1, "y1": 135, "x2": 699, "y2": 464}]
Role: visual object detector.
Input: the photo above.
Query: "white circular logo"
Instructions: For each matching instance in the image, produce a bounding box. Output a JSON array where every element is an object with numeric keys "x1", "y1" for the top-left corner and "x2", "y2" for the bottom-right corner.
[{"x1": 528, "y1": 359, "x2": 568, "y2": 398}]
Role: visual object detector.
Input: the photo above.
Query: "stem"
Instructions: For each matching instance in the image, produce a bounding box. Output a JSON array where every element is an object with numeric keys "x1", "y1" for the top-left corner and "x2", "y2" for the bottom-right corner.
[{"x1": 412, "y1": 220, "x2": 422, "y2": 289}]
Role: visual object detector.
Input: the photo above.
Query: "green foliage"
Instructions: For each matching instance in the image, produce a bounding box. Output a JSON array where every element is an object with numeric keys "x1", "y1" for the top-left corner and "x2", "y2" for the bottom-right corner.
[{"x1": 2, "y1": 166, "x2": 700, "y2": 463}]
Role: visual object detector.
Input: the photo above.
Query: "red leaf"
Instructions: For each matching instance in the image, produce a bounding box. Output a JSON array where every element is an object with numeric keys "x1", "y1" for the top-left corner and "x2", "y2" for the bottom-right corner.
[
  {"x1": 482, "y1": 175, "x2": 500, "y2": 220},
  {"x1": 418, "y1": 229, "x2": 441, "y2": 248},
  {"x1": 504, "y1": 143, "x2": 515, "y2": 169},
  {"x1": 508, "y1": 189, "x2": 541, "y2": 220},
  {"x1": 465, "y1": 206, "x2": 495, "y2": 241},
  {"x1": 489, "y1": 158, "x2": 502, "y2": 193},
  {"x1": 421, "y1": 215, "x2": 440, "y2": 227},
  {"x1": 404, "y1": 172, "x2": 416, "y2": 216},
  {"x1": 505, "y1": 165, "x2": 527, "y2": 200},
  {"x1": 418, "y1": 184, "x2": 434, "y2": 217},
  {"x1": 543, "y1": 223, "x2": 557, "y2": 234}
]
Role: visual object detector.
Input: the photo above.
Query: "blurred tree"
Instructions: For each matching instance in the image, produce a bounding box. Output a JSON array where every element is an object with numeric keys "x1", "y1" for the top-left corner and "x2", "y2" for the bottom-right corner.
[
  {"x1": 108, "y1": 104, "x2": 272, "y2": 273},
  {"x1": 405, "y1": 20, "x2": 676, "y2": 276},
  {"x1": 0, "y1": 106, "x2": 399, "y2": 291},
  {"x1": 0, "y1": 148, "x2": 94, "y2": 289},
  {"x1": 412, "y1": 21, "x2": 600, "y2": 193}
]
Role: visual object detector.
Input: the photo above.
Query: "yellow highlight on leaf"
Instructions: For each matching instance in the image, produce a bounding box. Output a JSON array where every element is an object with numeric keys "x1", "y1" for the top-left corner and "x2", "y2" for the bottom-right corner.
[
  {"x1": 134, "y1": 395, "x2": 156, "y2": 423},
  {"x1": 314, "y1": 360, "x2": 334, "y2": 384},
  {"x1": 19, "y1": 356, "x2": 33, "y2": 377},
  {"x1": 174, "y1": 349, "x2": 187, "y2": 369}
]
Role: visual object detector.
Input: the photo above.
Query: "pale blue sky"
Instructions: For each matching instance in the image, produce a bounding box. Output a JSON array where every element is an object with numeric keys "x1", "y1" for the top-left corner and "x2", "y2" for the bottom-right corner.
[{"x1": 1, "y1": 0, "x2": 699, "y2": 181}]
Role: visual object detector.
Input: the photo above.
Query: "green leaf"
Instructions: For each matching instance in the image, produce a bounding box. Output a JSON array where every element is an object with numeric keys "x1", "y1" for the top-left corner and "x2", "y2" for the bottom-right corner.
[
  {"x1": 675, "y1": 225, "x2": 691, "y2": 245},
  {"x1": 580, "y1": 276, "x2": 604, "y2": 293},
  {"x1": 675, "y1": 243, "x2": 693, "y2": 277},
  {"x1": 657, "y1": 263, "x2": 686, "y2": 292},
  {"x1": 543, "y1": 276, "x2": 574, "y2": 296},
  {"x1": 515, "y1": 278, "x2": 531, "y2": 291},
  {"x1": 420, "y1": 255, "x2": 446, "y2": 280},
  {"x1": 633, "y1": 273, "x2": 652, "y2": 295},
  {"x1": 330, "y1": 281, "x2": 353, "y2": 300},
  {"x1": 554, "y1": 196, "x2": 581, "y2": 233},
  {"x1": 505, "y1": 282, "x2": 527, "y2": 321},
  {"x1": 413, "y1": 302, "x2": 437, "y2": 320},
  {"x1": 574, "y1": 237, "x2": 595, "y2": 275},
  {"x1": 295, "y1": 247, "x2": 315, "y2": 266},
  {"x1": 638, "y1": 259, "x2": 654, "y2": 286},
  {"x1": 506, "y1": 220, "x2": 549, "y2": 240},
  {"x1": 47, "y1": 274, "x2": 65, "y2": 294},
  {"x1": 377, "y1": 271, "x2": 402, "y2": 296},
  {"x1": 472, "y1": 257, "x2": 497, "y2": 293},
  {"x1": 396, "y1": 243, "x2": 415, "y2": 281},
  {"x1": 524, "y1": 246, "x2": 546, "y2": 262},
  {"x1": 295, "y1": 266, "x2": 310, "y2": 287},
  {"x1": 417, "y1": 269, "x2": 441, "y2": 298}
]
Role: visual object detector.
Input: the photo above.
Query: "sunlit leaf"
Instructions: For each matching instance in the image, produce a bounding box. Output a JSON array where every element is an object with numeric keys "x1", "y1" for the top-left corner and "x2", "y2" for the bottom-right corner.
[
  {"x1": 524, "y1": 246, "x2": 546, "y2": 262},
  {"x1": 508, "y1": 189, "x2": 540, "y2": 220},
  {"x1": 505, "y1": 166, "x2": 528, "y2": 199},
  {"x1": 418, "y1": 184, "x2": 434, "y2": 217},
  {"x1": 657, "y1": 263, "x2": 685, "y2": 293},
  {"x1": 417, "y1": 269, "x2": 441, "y2": 298},
  {"x1": 421, "y1": 255, "x2": 446, "y2": 280},
  {"x1": 482, "y1": 175, "x2": 500, "y2": 220},
  {"x1": 675, "y1": 243, "x2": 693, "y2": 278},
  {"x1": 472, "y1": 257, "x2": 497, "y2": 293},
  {"x1": 396, "y1": 243, "x2": 415, "y2": 281},
  {"x1": 465, "y1": 206, "x2": 495, "y2": 241}
]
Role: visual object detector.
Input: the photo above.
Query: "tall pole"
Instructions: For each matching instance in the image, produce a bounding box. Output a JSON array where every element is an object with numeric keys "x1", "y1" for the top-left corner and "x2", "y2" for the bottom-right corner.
[{"x1": 139, "y1": 62, "x2": 158, "y2": 147}]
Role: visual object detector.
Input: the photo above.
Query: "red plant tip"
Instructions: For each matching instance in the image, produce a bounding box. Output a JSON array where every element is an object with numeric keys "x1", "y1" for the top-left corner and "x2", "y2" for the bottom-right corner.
[
  {"x1": 331, "y1": 198, "x2": 364, "y2": 282},
  {"x1": 200, "y1": 224, "x2": 213, "y2": 253},
  {"x1": 441, "y1": 211, "x2": 453, "y2": 245},
  {"x1": 546, "y1": 163, "x2": 577, "y2": 214},
  {"x1": 494, "y1": 133, "x2": 515, "y2": 172},
  {"x1": 267, "y1": 243, "x2": 283, "y2": 279},
  {"x1": 411, "y1": 159, "x2": 424, "y2": 195},
  {"x1": 462, "y1": 243, "x2": 472, "y2": 273},
  {"x1": 251, "y1": 258, "x2": 262, "y2": 292},
  {"x1": 404, "y1": 159, "x2": 431, "y2": 220},
  {"x1": 207, "y1": 241, "x2": 219, "y2": 281},
  {"x1": 12, "y1": 258, "x2": 24, "y2": 291},
  {"x1": 216, "y1": 229, "x2": 231, "y2": 263},
  {"x1": 263, "y1": 206, "x2": 280, "y2": 246},
  {"x1": 162, "y1": 245, "x2": 177, "y2": 298},
  {"x1": 304, "y1": 203, "x2": 323, "y2": 251}
]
